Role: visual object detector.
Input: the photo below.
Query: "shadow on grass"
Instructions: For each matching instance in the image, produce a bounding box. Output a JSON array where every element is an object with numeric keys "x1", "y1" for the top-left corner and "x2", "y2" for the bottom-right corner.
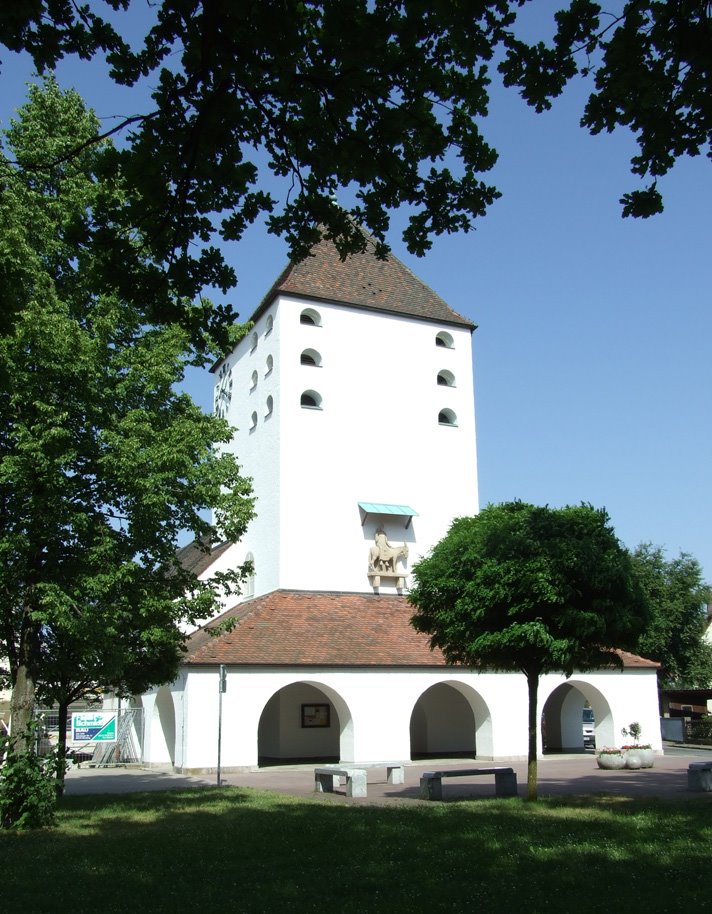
[{"x1": 2, "y1": 787, "x2": 711, "y2": 913}]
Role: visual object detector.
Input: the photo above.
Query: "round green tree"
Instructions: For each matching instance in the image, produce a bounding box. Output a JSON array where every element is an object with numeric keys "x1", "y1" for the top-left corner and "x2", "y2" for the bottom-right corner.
[{"x1": 409, "y1": 501, "x2": 650, "y2": 800}]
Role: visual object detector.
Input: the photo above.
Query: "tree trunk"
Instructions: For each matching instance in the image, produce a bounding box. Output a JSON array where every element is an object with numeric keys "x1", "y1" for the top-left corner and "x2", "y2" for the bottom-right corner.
[
  {"x1": 9, "y1": 616, "x2": 41, "y2": 751},
  {"x1": 55, "y1": 698, "x2": 69, "y2": 798},
  {"x1": 526, "y1": 670, "x2": 539, "y2": 801},
  {"x1": 10, "y1": 663, "x2": 35, "y2": 746}
]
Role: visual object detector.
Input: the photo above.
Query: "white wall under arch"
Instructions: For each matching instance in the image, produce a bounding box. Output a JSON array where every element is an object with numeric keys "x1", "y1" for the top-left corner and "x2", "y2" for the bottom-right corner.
[
  {"x1": 410, "y1": 680, "x2": 494, "y2": 759},
  {"x1": 538, "y1": 670, "x2": 661, "y2": 755},
  {"x1": 143, "y1": 686, "x2": 176, "y2": 766},
  {"x1": 257, "y1": 680, "x2": 354, "y2": 763},
  {"x1": 542, "y1": 681, "x2": 613, "y2": 752}
]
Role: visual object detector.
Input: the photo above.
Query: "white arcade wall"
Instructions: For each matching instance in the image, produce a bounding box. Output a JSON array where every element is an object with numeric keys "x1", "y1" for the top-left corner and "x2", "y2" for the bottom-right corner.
[{"x1": 142, "y1": 665, "x2": 662, "y2": 772}]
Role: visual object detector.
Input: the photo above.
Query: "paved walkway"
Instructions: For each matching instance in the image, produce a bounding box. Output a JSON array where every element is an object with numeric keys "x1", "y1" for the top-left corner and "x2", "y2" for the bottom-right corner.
[{"x1": 63, "y1": 751, "x2": 712, "y2": 803}]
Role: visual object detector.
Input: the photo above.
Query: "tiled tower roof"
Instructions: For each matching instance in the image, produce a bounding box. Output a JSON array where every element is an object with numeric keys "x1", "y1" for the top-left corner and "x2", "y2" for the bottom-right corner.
[{"x1": 254, "y1": 231, "x2": 475, "y2": 328}]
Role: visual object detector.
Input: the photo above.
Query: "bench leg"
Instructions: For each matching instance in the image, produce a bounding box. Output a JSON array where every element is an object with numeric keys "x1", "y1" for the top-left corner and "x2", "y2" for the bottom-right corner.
[
  {"x1": 346, "y1": 770, "x2": 367, "y2": 798},
  {"x1": 419, "y1": 776, "x2": 442, "y2": 800},
  {"x1": 688, "y1": 767, "x2": 712, "y2": 792},
  {"x1": 315, "y1": 773, "x2": 335, "y2": 793},
  {"x1": 387, "y1": 766, "x2": 405, "y2": 785},
  {"x1": 494, "y1": 770, "x2": 518, "y2": 797}
]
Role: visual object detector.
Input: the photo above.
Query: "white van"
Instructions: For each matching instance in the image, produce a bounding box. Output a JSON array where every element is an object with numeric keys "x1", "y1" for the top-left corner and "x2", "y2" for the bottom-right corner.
[{"x1": 583, "y1": 708, "x2": 595, "y2": 748}]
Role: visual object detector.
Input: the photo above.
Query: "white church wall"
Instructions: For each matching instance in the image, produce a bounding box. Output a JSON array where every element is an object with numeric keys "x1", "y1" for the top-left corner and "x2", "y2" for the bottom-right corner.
[
  {"x1": 208, "y1": 292, "x2": 478, "y2": 599},
  {"x1": 164, "y1": 664, "x2": 661, "y2": 773},
  {"x1": 216, "y1": 303, "x2": 283, "y2": 598},
  {"x1": 178, "y1": 305, "x2": 284, "y2": 635},
  {"x1": 275, "y1": 295, "x2": 478, "y2": 593}
]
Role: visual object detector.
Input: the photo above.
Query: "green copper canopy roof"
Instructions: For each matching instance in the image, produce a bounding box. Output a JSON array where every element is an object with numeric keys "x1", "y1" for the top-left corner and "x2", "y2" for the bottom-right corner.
[{"x1": 358, "y1": 502, "x2": 419, "y2": 528}]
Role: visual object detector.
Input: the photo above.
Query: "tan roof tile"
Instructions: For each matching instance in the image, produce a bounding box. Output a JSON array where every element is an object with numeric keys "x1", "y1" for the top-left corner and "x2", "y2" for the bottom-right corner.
[
  {"x1": 613, "y1": 649, "x2": 660, "y2": 669},
  {"x1": 184, "y1": 590, "x2": 659, "y2": 670},
  {"x1": 186, "y1": 590, "x2": 445, "y2": 666}
]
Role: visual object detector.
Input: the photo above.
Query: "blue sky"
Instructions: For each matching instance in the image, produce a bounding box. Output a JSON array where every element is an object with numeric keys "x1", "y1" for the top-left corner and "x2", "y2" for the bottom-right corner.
[{"x1": 2, "y1": 7, "x2": 710, "y2": 581}]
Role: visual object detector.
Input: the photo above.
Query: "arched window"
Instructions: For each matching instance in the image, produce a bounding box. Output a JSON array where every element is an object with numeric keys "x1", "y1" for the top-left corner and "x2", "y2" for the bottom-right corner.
[
  {"x1": 250, "y1": 370, "x2": 258, "y2": 391},
  {"x1": 265, "y1": 395, "x2": 274, "y2": 418},
  {"x1": 265, "y1": 315, "x2": 273, "y2": 336},
  {"x1": 250, "y1": 331, "x2": 258, "y2": 352},
  {"x1": 300, "y1": 348, "x2": 322, "y2": 366},
  {"x1": 300, "y1": 308, "x2": 322, "y2": 326},
  {"x1": 438, "y1": 409, "x2": 457, "y2": 426},
  {"x1": 437, "y1": 370, "x2": 455, "y2": 387},
  {"x1": 301, "y1": 390, "x2": 322, "y2": 409},
  {"x1": 250, "y1": 411, "x2": 258, "y2": 430},
  {"x1": 265, "y1": 354, "x2": 273, "y2": 376},
  {"x1": 244, "y1": 552, "x2": 255, "y2": 598},
  {"x1": 435, "y1": 331, "x2": 454, "y2": 349}
]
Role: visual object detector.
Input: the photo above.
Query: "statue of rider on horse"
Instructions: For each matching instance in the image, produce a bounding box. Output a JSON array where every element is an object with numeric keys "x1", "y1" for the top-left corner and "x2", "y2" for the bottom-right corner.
[{"x1": 368, "y1": 528, "x2": 409, "y2": 574}]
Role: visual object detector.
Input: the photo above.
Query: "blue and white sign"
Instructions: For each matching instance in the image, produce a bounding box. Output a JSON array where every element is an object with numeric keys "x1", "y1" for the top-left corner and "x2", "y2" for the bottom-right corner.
[{"x1": 71, "y1": 711, "x2": 117, "y2": 743}]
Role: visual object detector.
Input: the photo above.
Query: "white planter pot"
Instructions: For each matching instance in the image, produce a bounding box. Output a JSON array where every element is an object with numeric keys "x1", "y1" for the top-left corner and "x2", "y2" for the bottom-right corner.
[
  {"x1": 624, "y1": 750, "x2": 643, "y2": 769},
  {"x1": 597, "y1": 752, "x2": 626, "y2": 770}
]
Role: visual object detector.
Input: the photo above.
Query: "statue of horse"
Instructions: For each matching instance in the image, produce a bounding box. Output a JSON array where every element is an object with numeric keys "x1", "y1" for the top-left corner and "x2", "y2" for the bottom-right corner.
[{"x1": 369, "y1": 539, "x2": 409, "y2": 574}]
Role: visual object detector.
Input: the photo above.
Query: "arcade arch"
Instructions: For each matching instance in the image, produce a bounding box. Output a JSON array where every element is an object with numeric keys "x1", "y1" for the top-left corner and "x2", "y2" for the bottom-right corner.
[
  {"x1": 150, "y1": 686, "x2": 176, "y2": 765},
  {"x1": 409, "y1": 681, "x2": 493, "y2": 760},
  {"x1": 257, "y1": 681, "x2": 354, "y2": 765},
  {"x1": 541, "y1": 681, "x2": 613, "y2": 753}
]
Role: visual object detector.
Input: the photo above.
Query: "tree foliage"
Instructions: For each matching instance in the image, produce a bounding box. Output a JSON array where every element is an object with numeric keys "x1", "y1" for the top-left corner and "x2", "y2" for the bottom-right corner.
[
  {"x1": 1, "y1": 0, "x2": 515, "y2": 322},
  {"x1": 1, "y1": 0, "x2": 707, "y2": 317},
  {"x1": 631, "y1": 544, "x2": 712, "y2": 688},
  {"x1": 0, "y1": 78, "x2": 255, "y2": 751},
  {"x1": 500, "y1": 0, "x2": 712, "y2": 218},
  {"x1": 409, "y1": 501, "x2": 649, "y2": 799}
]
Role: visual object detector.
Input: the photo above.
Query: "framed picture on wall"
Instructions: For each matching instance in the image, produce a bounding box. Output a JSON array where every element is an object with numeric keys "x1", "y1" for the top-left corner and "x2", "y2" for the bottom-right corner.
[{"x1": 301, "y1": 703, "x2": 330, "y2": 728}]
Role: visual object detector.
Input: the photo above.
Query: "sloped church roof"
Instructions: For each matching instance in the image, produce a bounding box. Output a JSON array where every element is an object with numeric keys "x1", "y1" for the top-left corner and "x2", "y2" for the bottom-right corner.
[
  {"x1": 254, "y1": 230, "x2": 475, "y2": 329},
  {"x1": 184, "y1": 590, "x2": 659, "y2": 670}
]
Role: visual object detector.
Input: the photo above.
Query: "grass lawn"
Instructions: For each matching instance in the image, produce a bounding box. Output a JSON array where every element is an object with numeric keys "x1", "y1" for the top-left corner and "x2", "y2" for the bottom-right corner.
[{"x1": 2, "y1": 788, "x2": 710, "y2": 912}]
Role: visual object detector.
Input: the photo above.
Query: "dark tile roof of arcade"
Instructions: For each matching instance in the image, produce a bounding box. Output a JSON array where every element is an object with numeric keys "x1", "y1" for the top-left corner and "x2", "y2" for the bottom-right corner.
[
  {"x1": 177, "y1": 540, "x2": 232, "y2": 578},
  {"x1": 253, "y1": 231, "x2": 474, "y2": 329},
  {"x1": 184, "y1": 590, "x2": 659, "y2": 669}
]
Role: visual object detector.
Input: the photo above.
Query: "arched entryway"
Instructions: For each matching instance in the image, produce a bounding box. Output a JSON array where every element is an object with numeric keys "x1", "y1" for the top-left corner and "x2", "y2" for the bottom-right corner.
[
  {"x1": 541, "y1": 681, "x2": 613, "y2": 753},
  {"x1": 409, "y1": 681, "x2": 493, "y2": 760},
  {"x1": 150, "y1": 686, "x2": 176, "y2": 765},
  {"x1": 257, "y1": 681, "x2": 353, "y2": 765}
]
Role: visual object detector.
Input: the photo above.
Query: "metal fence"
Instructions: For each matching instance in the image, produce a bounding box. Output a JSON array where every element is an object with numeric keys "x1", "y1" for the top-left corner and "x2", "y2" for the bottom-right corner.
[
  {"x1": 660, "y1": 716, "x2": 712, "y2": 745},
  {"x1": 34, "y1": 707, "x2": 145, "y2": 765},
  {"x1": 685, "y1": 718, "x2": 712, "y2": 746}
]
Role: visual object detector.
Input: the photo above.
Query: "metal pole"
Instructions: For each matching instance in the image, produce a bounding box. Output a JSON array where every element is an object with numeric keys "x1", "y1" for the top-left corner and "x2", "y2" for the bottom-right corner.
[{"x1": 217, "y1": 664, "x2": 226, "y2": 786}]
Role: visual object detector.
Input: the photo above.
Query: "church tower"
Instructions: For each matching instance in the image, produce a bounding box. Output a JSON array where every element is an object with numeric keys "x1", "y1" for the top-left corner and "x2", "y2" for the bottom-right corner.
[
  {"x1": 146, "y1": 232, "x2": 661, "y2": 774},
  {"x1": 210, "y1": 233, "x2": 478, "y2": 599}
]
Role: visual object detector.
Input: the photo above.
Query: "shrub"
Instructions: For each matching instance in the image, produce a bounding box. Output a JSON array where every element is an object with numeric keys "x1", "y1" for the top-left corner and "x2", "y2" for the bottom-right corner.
[
  {"x1": 0, "y1": 724, "x2": 60, "y2": 829},
  {"x1": 686, "y1": 718, "x2": 712, "y2": 744}
]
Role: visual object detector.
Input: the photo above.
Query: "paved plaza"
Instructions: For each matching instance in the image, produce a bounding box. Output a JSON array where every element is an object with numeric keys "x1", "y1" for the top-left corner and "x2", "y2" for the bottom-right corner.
[{"x1": 63, "y1": 749, "x2": 712, "y2": 803}]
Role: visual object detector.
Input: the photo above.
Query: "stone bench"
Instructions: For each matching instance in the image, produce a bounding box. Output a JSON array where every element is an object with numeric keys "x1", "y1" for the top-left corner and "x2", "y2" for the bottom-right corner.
[
  {"x1": 314, "y1": 763, "x2": 405, "y2": 798},
  {"x1": 314, "y1": 767, "x2": 367, "y2": 798},
  {"x1": 419, "y1": 767, "x2": 518, "y2": 800},
  {"x1": 687, "y1": 761, "x2": 712, "y2": 792},
  {"x1": 353, "y1": 762, "x2": 405, "y2": 785}
]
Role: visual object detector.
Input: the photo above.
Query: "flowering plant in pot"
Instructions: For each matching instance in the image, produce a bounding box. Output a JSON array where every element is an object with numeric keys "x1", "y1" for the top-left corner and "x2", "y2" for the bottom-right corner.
[
  {"x1": 621, "y1": 722, "x2": 654, "y2": 768},
  {"x1": 596, "y1": 747, "x2": 626, "y2": 770}
]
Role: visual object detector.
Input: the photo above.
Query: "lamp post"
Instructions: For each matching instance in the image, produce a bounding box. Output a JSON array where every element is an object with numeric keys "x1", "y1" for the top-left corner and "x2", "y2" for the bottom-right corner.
[{"x1": 217, "y1": 664, "x2": 226, "y2": 786}]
